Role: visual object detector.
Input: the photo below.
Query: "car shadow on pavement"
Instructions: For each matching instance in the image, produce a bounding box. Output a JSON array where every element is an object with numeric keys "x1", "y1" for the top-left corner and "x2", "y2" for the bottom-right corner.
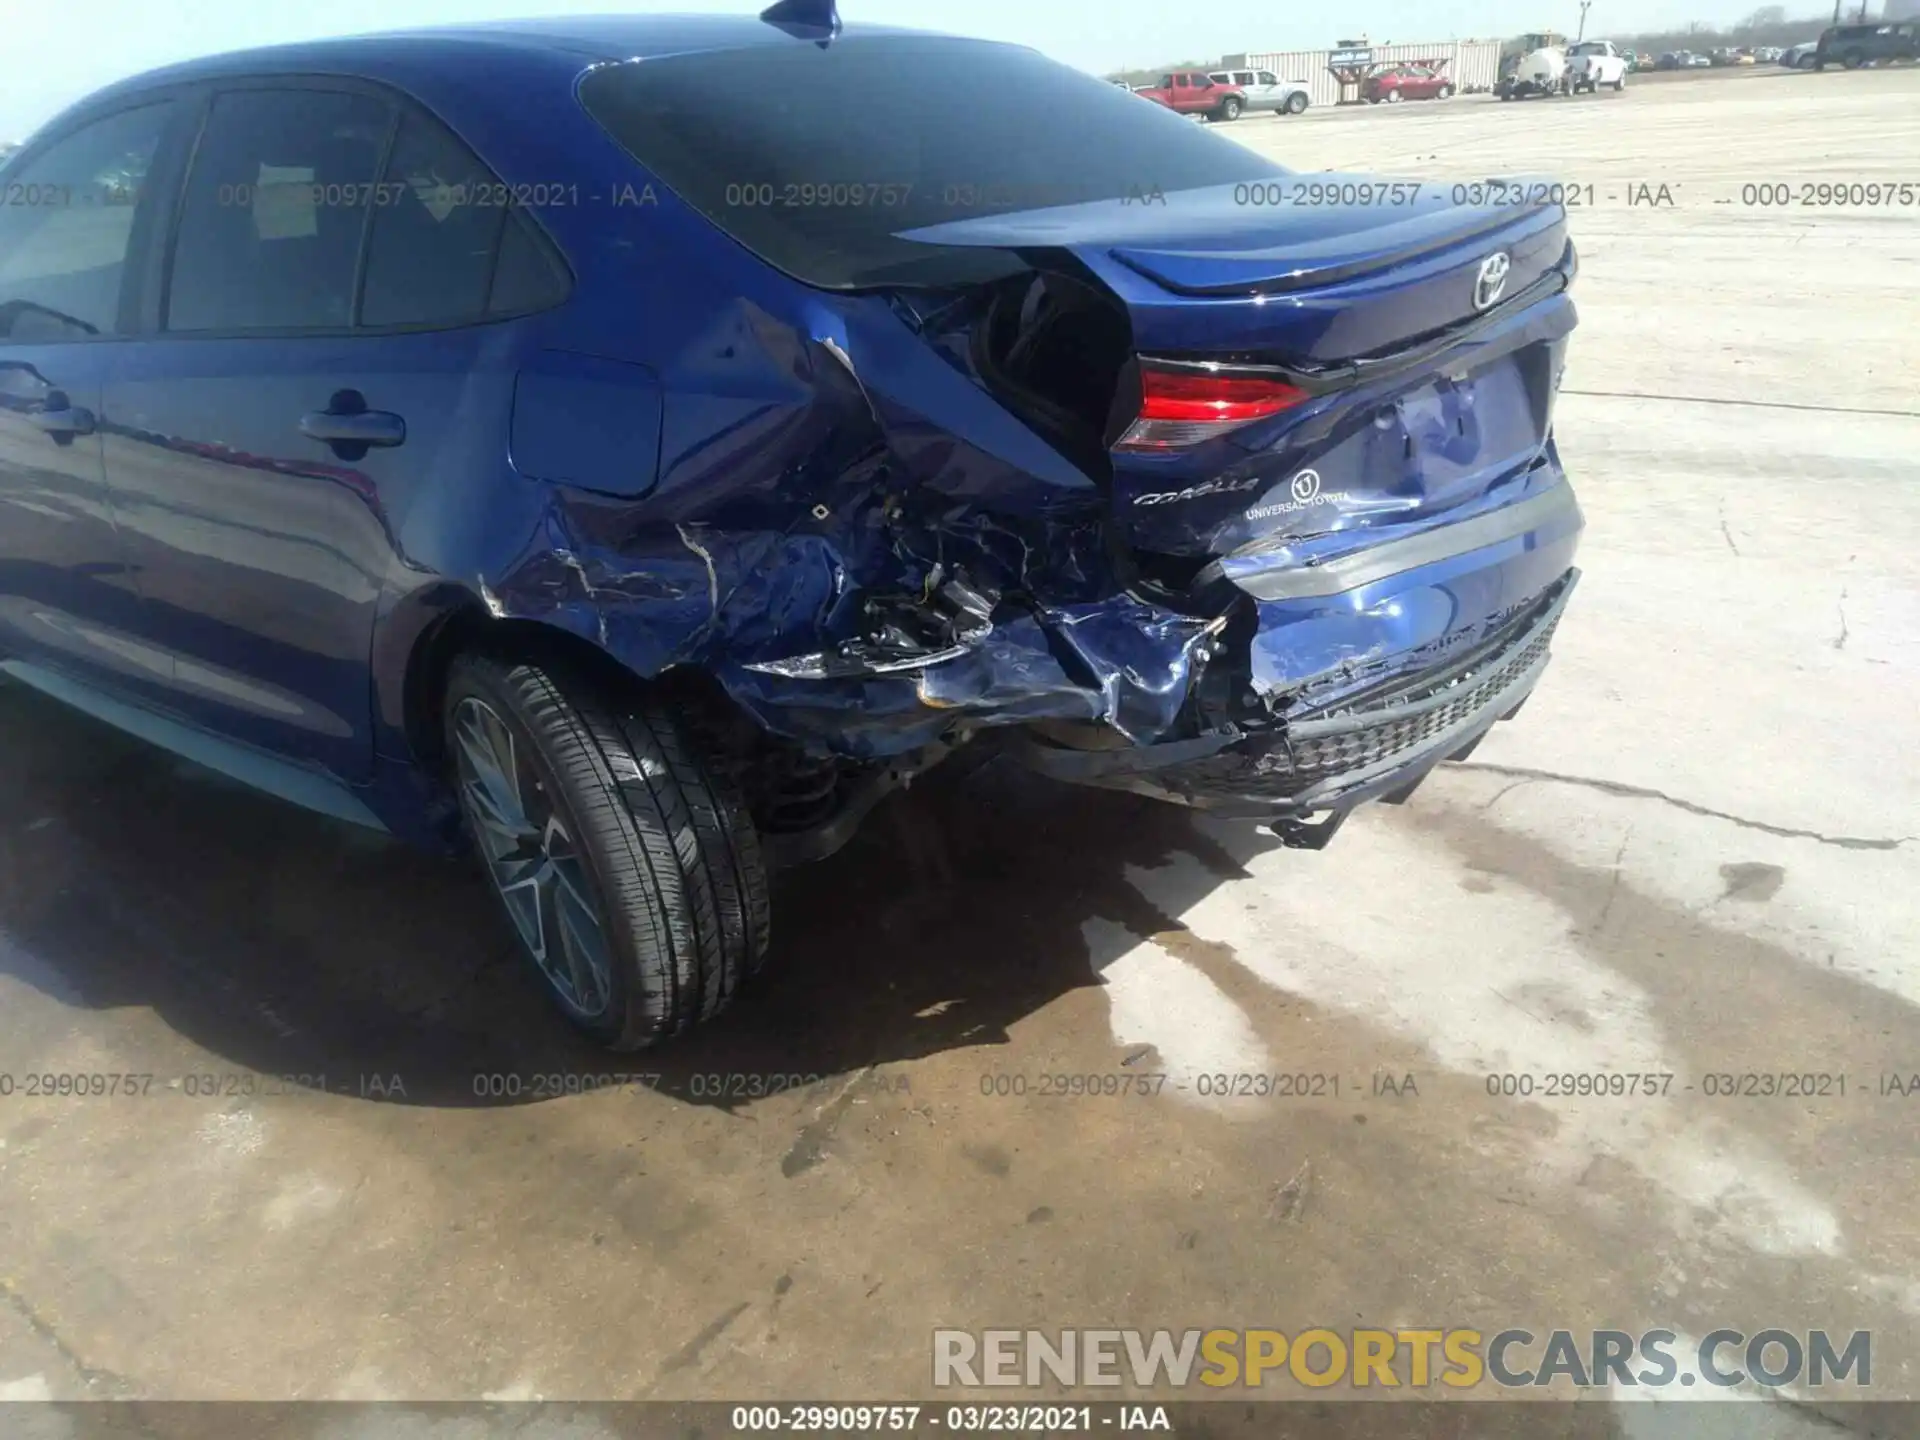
[{"x1": 0, "y1": 680, "x2": 1280, "y2": 1108}]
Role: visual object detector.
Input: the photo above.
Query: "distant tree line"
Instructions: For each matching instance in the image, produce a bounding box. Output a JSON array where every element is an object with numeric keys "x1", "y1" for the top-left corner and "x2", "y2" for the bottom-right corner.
[
  {"x1": 1102, "y1": 7, "x2": 1872, "y2": 84},
  {"x1": 1107, "y1": 61, "x2": 1214, "y2": 86},
  {"x1": 1605, "y1": 5, "x2": 1850, "y2": 54}
]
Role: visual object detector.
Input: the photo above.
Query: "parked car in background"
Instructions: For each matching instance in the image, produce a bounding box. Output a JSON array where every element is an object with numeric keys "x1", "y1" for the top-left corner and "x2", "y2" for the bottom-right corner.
[
  {"x1": 1135, "y1": 70, "x2": 1247, "y2": 120},
  {"x1": 1207, "y1": 68, "x2": 1311, "y2": 115},
  {"x1": 0, "y1": 3, "x2": 1592, "y2": 1047},
  {"x1": 1817, "y1": 21, "x2": 1919, "y2": 69},
  {"x1": 1654, "y1": 51, "x2": 1681, "y2": 70},
  {"x1": 1566, "y1": 40, "x2": 1630, "y2": 92},
  {"x1": 1781, "y1": 41, "x2": 1819, "y2": 68},
  {"x1": 1362, "y1": 62, "x2": 1456, "y2": 103},
  {"x1": 1683, "y1": 51, "x2": 1713, "y2": 68}
]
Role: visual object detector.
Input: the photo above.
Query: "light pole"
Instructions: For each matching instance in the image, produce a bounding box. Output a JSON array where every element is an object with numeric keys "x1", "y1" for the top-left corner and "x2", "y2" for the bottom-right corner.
[{"x1": 1577, "y1": 0, "x2": 1593, "y2": 40}]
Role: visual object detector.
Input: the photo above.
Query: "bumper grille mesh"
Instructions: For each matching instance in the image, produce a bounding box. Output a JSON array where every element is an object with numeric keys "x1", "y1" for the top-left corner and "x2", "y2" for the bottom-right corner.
[
  {"x1": 1165, "y1": 603, "x2": 1563, "y2": 805},
  {"x1": 1278, "y1": 622, "x2": 1557, "y2": 784}
]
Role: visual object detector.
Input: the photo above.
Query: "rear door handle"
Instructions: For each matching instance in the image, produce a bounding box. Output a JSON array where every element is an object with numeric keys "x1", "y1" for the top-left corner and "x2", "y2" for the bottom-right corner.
[{"x1": 298, "y1": 409, "x2": 406, "y2": 448}]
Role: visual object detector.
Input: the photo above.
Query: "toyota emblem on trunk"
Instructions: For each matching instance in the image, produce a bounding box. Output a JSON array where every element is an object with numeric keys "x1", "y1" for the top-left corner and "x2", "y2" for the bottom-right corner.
[{"x1": 1473, "y1": 252, "x2": 1512, "y2": 311}]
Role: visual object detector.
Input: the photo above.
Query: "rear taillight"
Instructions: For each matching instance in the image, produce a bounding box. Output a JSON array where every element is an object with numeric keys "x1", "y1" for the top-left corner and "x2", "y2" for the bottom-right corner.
[{"x1": 1116, "y1": 362, "x2": 1310, "y2": 450}]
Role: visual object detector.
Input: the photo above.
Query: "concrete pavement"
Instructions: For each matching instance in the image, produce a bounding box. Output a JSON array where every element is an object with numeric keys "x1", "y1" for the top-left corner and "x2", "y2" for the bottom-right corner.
[{"x1": 0, "y1": 63, "x2": 1915, "y2": 1428}]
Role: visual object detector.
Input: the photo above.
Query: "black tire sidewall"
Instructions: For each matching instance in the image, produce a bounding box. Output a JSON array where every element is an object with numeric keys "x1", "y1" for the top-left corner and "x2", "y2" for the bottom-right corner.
[{"x1": 444, "y1": 656, "x2": 654, "y2": 1047}]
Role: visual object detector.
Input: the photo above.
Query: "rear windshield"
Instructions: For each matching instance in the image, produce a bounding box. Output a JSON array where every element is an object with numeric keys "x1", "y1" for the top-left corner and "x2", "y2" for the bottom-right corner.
[{"x1": 577, "y1": 37, "x2": 1288, "y2": 290}]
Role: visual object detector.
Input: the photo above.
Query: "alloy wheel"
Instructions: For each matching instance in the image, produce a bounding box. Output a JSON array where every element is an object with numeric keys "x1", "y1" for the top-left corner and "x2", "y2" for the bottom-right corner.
[{"x1": 453, "y1": 696, "x2": 614, "y2": 1017}]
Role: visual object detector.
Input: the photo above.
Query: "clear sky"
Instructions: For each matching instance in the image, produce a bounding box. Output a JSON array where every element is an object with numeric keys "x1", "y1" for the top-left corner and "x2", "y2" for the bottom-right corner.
[{"x1": 2, "y1": 0, "x2": 1823, "y2": 140}]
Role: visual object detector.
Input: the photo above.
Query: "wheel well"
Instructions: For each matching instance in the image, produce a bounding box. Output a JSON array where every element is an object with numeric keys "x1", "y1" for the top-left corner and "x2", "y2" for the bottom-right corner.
[
  {"x1": 401, "y1": 603, "x2": 969, "y2": 864},
  {"x1": 403, "y1": 608, "x2": 666, "y2": 775}
]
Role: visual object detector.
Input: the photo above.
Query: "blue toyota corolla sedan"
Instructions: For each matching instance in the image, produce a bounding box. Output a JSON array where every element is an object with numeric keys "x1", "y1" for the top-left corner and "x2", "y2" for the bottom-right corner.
[{"x1": 0, "y1": 1, "x2": 1583, "y2": 1047}]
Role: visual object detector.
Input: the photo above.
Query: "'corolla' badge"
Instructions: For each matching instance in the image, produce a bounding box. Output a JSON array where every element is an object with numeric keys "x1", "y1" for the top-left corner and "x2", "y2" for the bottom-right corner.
[{"x1": 1473, "y1": 251, "x2": 1512, "y2": 311}]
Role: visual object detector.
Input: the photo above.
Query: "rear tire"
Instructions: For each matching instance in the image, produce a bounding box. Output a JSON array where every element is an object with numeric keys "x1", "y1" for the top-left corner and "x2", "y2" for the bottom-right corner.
[
  {"x1": 1219, "y1": 97, "x2": 1243, "y2": 120},
  {"x1": 1386, "y1": 89, "x2": 1403, "y2": 103},
  {"x1": 1438, "y1": 83, "x2": 1455, "y2": 98},
  {"x1": 1285, "y1": 92, "x2": 1309, "y2": 114},
  {"x1": 445, "y1": 651, "x2": 771, "y2": 1050},
  {"x1": 1842, "y1": 51, "x2": 1863, "y2": 69}
]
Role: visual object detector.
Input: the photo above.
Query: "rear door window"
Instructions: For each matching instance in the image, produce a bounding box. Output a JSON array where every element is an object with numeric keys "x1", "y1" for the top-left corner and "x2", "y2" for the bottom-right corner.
[
  {"x1": 486, "y1": 211, "x2": 570, "y2": 315},
  {"x1": 0, "y1": 104, "x2": 172, "y2": 341},
  {"x1": 359, "y1": 110, "x2": 507, "y2": 327},
  {"x1": 164, "y1": 86, "x2": 567, "y2": 333},
  {"x1": 166, "y1": 88, "x2": 393, "y2": 332}
]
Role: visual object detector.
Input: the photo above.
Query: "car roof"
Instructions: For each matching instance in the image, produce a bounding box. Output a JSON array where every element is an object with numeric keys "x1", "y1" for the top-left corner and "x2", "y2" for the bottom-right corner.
[{"x1": 69, "y1": 13, "x2": 954, "y2": 111}]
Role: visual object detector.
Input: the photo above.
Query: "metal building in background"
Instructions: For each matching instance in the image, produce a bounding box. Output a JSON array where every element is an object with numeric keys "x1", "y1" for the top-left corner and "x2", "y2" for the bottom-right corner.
[{"x1": 1222, "y1": 40, "x2": 1505, "y2": 106}]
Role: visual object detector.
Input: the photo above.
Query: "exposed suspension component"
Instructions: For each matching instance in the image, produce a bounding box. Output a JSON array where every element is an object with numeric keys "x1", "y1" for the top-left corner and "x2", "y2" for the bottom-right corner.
[{"x1": 756, "y1": 747, "x2": 844, "y2": 834}]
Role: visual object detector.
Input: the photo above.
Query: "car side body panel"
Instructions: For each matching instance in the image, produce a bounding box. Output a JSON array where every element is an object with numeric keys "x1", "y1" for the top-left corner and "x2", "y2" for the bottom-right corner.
[{"x1": 1, "y1": 17, "x2": 1584, "y2": 855}]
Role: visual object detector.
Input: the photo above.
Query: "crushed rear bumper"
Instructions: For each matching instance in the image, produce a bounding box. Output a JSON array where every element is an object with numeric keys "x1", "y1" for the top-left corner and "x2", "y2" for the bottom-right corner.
[{"x1": 1008, "y1": 569, "x2": 1576, "y2": 844}]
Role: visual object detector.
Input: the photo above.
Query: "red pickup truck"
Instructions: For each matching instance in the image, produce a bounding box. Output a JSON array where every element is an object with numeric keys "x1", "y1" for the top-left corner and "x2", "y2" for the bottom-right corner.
[{"x1": 1134, "y1": 71, "x2": 1247, "y2": 121}]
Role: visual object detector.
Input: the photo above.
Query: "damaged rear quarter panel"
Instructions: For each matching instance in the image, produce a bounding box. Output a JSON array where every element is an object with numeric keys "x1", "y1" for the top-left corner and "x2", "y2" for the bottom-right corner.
[{"x1": 405, "y1": 181, "x2": 1213, "y2": 761}]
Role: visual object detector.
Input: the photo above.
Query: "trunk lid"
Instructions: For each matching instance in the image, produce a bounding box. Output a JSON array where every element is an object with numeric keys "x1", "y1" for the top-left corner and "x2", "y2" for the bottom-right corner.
[
  {"x1": 904, "y1": 174, "x2": 1567, "y2": 359},
  {"x1": 902, "y1": 176, "x2": 1575, "y2": 564}
]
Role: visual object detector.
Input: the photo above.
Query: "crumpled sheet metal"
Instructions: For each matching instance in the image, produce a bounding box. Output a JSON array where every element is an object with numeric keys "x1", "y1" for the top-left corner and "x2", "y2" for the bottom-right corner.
[
  {"x1": 717, "y1": 602, "x2": 1218, "y2": 759},
  {"x1": 489, "y1": 482, "x2": 1223, "y2": 760},
  {"x1": 483, "y1": 304, "x2": 1221, "y2": 760}
]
